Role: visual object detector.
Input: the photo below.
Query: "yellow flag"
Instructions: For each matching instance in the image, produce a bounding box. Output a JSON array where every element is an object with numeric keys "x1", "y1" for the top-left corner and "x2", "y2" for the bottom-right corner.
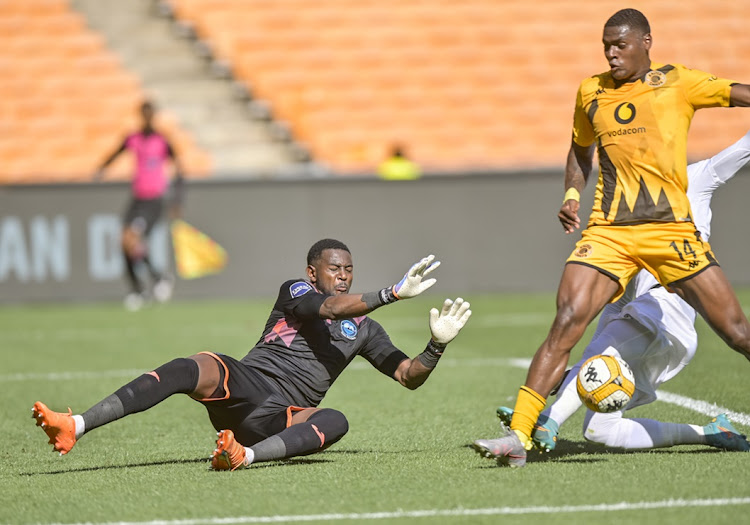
[{"x1": 170, "y1": 220, "x2": 228, "y2": 279}]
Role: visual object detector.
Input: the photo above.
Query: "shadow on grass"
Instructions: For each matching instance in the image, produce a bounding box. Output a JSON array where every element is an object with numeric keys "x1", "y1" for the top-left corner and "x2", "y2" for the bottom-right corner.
[
  {"x1": 20, "y1": 449, "x2": 379, "y2": 476},
  {"x1": 466, "y1": 437, "x2": 731, "y2": 468},
  {"x1": 20, "y1": 457, "x2": 208, "y2": 476}
]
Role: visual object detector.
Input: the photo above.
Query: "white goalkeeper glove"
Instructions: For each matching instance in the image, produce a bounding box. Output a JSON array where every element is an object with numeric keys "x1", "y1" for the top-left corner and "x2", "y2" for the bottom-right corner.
[
  {"x1": 392, "y1": 255, "x2": 440, "y2": 299},
  {"x1": 429, "y1": 297, "x2": 472, "y2": 345}
]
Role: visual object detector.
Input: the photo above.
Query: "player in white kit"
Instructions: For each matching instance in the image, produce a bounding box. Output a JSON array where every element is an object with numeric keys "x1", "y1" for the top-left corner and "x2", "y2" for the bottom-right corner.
[{"x1": 495, "y1": 131, "x2": 750, "y2": 453}]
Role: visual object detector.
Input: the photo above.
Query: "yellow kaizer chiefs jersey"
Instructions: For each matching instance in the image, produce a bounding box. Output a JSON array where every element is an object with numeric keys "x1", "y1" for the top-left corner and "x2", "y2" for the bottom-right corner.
[{"x1": 573, "y1": 63, "x2": 736, "y2": 226}]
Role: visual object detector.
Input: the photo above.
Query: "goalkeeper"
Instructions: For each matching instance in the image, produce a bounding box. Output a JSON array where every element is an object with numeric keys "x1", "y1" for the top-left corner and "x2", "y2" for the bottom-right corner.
[
  {"x1": 32, "y1": 239, "x2": 472, "y2": 471},
  {"x1": 477, "y1": 131, "x2": 750, "y2": 459}
]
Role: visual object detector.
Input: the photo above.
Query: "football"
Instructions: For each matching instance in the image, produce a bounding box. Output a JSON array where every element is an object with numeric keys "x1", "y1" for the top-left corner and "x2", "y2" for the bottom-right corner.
[{"x1": 576, "y1": 354, "x2": 635, "y2": 413}]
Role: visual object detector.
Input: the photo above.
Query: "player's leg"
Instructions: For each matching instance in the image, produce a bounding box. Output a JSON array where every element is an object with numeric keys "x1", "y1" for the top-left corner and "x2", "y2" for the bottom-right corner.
[
  {"x1": 32, "y1": 353, "x2": 218, "y2": 455},
  {"x1": 513, "y1": 264, "x2": 620, "y2": 431},
  {"x1": 212, "y1": 407, "x2": 350, "y2": 470},
  {"x1": 579, "y1": 317, "x2": 748, "y2": 450},
  {"x1": 121, "y1": 198, "x2": 169, "y2": 308},
  {"x1": 583, "y1": 409, "x2": 693, "y2": 449},
  {"x1": 578, "y1": 324, "x2": 698, "y2": 449},
  {"x1": 138, "y1": 198, "x2": 168, "y2": 288},
  {"x1": 582, "y1": 410, "x2": 749, "y2": 451},
  {"x1": 122, "y1": 224, "x2": 147, "y2": 310},
  {"x1": 474, "y1": 263, "x2": 620, "y2": 466},
  {"x1": 544, "y1": 322, "x2": 645, "y2": 425},
  {"x1": 671, "y1": 266, "x2": 750, "y2": 362},
  {"x1": 254, "y1": 408, "x2": 348, "y2": 461},
  {"x1": 497, "y1": 318, "x2": 655, "y2": 451},
  {"x1": 642, "y1": 222, "x2": 750, "y2": 362}
]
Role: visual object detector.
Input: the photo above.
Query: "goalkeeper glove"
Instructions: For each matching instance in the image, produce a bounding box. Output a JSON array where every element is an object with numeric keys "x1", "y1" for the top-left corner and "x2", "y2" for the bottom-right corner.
[
  {"x1": 429, "y1": 297, "x2": 472, "y2": 345},
  {"x1": 393, "y1": 254, "x2": 440, "y2": 299}
]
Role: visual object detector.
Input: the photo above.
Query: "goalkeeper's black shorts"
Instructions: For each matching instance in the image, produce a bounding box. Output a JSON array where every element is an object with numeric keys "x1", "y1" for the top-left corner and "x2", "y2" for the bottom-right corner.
[{"x1": 196, "y1": 352, "x2": 312, "y2": 447}]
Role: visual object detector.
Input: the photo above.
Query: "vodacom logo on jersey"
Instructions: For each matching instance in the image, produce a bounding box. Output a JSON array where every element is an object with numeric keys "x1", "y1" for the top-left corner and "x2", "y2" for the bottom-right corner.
[
  {"x1": 614, "y1": 102, "x2": 636, "y2": 124},
  {"x1": 609, "y1": 102, "x2": 646, "y2": 137}
]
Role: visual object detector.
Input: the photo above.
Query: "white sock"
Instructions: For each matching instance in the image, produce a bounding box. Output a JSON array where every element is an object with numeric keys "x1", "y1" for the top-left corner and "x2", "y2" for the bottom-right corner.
[
  {"x1": 546, "y1": 363, "x2": 583, "y2": 426},
  {"x1": 243, "y1": 447, "x2": 255, "y2": 466},
  {"x1": 72, "y1": 415, "x2": 85, "y2": 439}
]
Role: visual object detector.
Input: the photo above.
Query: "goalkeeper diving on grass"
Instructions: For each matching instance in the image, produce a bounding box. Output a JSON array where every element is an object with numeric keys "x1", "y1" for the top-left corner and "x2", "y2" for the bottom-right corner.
[{"x1": 32, "y1": 239, "x2": 471, "y2": 470}]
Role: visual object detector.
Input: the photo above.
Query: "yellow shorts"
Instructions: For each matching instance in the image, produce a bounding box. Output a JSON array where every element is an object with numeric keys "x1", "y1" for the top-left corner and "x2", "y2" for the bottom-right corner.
[{"x1": 566, "y1": 222, "x2": 719, "y2": 301}]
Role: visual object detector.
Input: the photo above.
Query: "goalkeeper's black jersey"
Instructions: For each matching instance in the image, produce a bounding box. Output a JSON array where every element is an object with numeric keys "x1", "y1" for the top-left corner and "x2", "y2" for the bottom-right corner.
[{"x1": 241, "y1": 279, "x2": 408, "y2": 408}]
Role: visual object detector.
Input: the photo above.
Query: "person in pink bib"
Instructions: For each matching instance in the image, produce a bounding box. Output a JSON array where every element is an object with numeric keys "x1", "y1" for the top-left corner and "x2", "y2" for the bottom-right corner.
[{"x1": 95, "y1": 100, "x2": 185, "y2": 310}]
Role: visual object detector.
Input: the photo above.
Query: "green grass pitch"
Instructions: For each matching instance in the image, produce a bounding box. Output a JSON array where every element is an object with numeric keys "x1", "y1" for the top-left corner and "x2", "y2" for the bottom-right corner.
[{"x1": 2, "y1": 292, "x2": 750, "y2": 524}]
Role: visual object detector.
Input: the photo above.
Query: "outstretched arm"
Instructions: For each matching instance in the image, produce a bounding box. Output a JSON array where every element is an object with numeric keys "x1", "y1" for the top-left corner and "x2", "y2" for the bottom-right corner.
[
  {"x1": 393, "y1": 298, "x2": 472, "y2": 389},
  {"x1": 705, "y1": 130, "x2": 750, "y2": 184},
  {"x1": 93, "y1": 142, "x2": 126, "y2": 180},
  {"x1": 317, "y1": 255, "x2": 440, "y2": 320},
  {"x1": 559, "y1": 140, "x2": 595, "y2": 234},
  {"x1": 730, "y1": 84, "x2": 750, "y2": 107},
  {"x1": 687, "y1": 129, "x2": 750, "y2": 241}
]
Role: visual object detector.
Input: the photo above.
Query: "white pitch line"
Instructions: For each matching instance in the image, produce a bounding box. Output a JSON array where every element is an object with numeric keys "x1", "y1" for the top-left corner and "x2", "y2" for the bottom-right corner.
[
  {"x1": 51, "y1": 497, "x2": 750, "y2": 525},
  {"x1": 656, "y1": 391, "x2": 750, "y2": 426},
  {"x1": 0, "y1": 369, "x2": 146, "y2": 382}
]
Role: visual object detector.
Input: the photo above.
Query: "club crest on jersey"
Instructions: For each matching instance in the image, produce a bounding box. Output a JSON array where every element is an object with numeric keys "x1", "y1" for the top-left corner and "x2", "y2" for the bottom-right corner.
[
  {"x1": 340, "y1": 320, "x2": 358, "y2": 340},
  {"x1": 645, "y1": 70, "x2": 666, "y2": 88},
  {"x1": 574, "y1": 243, "x2": 593, "y2": 258},
  {"x1": 290, "y1": 281, "x2": 313, "y2": 298}
]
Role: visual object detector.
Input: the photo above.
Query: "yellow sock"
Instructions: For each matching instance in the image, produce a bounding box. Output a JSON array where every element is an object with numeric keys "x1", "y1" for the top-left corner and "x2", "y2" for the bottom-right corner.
[{"x1": 510, "y1": 386, "x2": 546, "y2": 449}]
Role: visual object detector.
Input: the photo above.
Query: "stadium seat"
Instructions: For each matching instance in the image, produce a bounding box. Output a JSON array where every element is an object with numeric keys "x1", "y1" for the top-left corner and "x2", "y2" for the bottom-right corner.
[
  {"x1": 166, "y1": 0, "x2": 750, "y2": 173},
  {"x1": 0, "y1": 1, "x2": 212, "y2": 183}
]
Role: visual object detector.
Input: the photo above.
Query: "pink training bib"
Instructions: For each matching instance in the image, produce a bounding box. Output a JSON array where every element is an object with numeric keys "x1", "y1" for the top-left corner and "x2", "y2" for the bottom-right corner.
[{"x1": 126, "y1": 132, "x2": 171, "y2": 199}]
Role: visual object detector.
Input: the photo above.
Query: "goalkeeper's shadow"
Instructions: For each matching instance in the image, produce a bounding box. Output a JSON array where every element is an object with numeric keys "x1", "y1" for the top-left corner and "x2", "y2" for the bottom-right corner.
[
  {"x1": 22, "y1": 453, "x2": 350, "y2": 476},
  {"x1": 20, "y1": 457, "x2": 208, "y2": 476}
]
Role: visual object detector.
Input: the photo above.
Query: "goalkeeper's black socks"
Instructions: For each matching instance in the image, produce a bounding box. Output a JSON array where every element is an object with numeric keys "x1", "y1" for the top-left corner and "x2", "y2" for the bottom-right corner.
[
  {"x1": 81, "y1": 358, "x2": 199, "y2": 434},
  {"x1": 250, "y1": 408, "x2": 349, "y2": 463}
]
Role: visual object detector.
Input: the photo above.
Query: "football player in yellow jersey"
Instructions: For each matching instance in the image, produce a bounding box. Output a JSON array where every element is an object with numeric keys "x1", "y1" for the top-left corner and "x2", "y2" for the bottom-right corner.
[{"x1": 473, "y1": 8, "x2": 750, "y2": 467}]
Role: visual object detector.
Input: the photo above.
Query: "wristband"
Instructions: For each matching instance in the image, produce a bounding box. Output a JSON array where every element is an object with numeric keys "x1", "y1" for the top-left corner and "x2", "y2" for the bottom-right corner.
[
  {"x1": 362, "y1": 287, "x2": 398, "y2": 309},
  {"x1": 416, "y1": 339, "x2": 447, "y2": 369},
  {"x1": 563, "y1": 187, "x2": 580, "y2": 203}
]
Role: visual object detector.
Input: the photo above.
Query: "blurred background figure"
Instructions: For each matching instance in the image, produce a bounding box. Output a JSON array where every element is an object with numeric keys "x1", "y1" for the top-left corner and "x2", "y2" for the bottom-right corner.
[
  {"x1": 377, "y1": 144, "x2": 421, "y2": 181},
  {"x1": 94, "y1": 100, "x2": 185, "y2": 311}
]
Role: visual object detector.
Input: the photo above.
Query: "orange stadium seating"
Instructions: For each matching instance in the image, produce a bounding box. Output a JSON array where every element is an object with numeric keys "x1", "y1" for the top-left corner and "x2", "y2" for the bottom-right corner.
[
  {"x1": 166, "y1": 0, "x2": 750, "y2": 174},
  {"x1": 0, "y1": 0, "x2": 211, "y2": 184}
]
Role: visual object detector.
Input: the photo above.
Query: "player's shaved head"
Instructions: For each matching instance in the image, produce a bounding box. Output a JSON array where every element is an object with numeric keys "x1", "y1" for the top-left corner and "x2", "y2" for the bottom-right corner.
[
  {"x1": 307, "y1": 239, "x2": 351, "y2": 265},
  {"x1": 605, "y1": 8, "x2": 650, "y2": 36}
]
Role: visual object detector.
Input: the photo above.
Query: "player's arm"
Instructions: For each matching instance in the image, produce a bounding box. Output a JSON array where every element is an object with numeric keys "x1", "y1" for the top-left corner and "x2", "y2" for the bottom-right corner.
[
  {"x1": 317, "y1": 255, "x2": 440, "y2": 320},
  {"x1": 166, "y1": 142, "x2": 185, "y2": 219},
  {"x1": 561, "y1": 81, "x2": 598, "y2": 233},
  {"x1": 93, "y1": 141, "x2": 127, "y2": 180},
  {"x1": 559, "y1": 140, "x2": 594, "y2": 234},
  {"x1": 392, "y1": 298, "x2": 472, "y2": 389},
  {"x1": 730, "y1": 84, "x2": 750, "y2": 107},
  {"x1": 687, "y1": 130, "x2": 750, "y2": 240},
  {"x1": 708, "y1": 130, "x2": 750, "y2": 184}
]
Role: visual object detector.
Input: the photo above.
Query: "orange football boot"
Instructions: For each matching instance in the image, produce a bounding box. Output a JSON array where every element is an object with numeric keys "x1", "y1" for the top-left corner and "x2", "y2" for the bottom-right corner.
[
  {"x1": 32, "y1": 401, "x2": 77, "y2": 455},
  {"x1": 210, "y1": 429, "x2": 247, "y2": 471}
]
